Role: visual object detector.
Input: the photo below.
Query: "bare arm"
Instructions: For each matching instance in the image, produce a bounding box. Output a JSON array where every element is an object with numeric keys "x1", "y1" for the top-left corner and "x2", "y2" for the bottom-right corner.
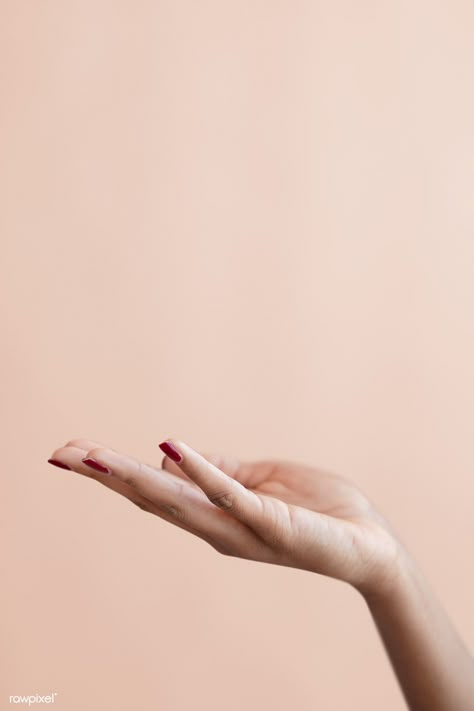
[{"x1": 361, "y1": 547, "x2": 474, "y2": 710}]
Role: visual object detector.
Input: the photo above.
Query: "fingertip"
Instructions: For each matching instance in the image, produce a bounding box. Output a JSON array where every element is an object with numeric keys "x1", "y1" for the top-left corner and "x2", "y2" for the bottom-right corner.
[
  {"x1": 158, "y1": 439, "x2": 183, "y2": 464},
  {"x1": 158, "y1": 440, "x2": 183, "y2": 464},
  {"x1": 48, "y1": 458, "x2": 72, "y2": 471},
  {"x1": 81, "y1": 447, "x2": 113, "y2": 475}
]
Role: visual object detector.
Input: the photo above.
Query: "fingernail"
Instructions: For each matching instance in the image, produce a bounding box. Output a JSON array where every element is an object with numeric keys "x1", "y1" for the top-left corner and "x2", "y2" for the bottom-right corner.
[
  {"x1": 81, "y1": 457, "x2": 112, "y2": 475},
  {"x1": 48, "y1": 458, "x2": 72, "y2": 471},
  {"x1": 158, "y1": 441, "x2": 183, "y2": 463}
]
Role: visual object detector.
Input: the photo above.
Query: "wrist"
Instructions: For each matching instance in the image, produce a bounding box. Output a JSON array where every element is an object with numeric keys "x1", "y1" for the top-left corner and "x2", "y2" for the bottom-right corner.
[{"x1": 356, "y1": 539, "x2": 417, "y2": 605}]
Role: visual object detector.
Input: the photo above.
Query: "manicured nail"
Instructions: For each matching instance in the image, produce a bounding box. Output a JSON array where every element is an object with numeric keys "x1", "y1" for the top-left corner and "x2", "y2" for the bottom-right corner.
[
  {"x1": 48, "y1": 458, "x2": 72, "y2": 471},
  {"x1": 158, "y1": 441, "x2": 183, "y2": 463},
  {"x1": 81, "y1": 457, "x2": 112, "y2": 475}
]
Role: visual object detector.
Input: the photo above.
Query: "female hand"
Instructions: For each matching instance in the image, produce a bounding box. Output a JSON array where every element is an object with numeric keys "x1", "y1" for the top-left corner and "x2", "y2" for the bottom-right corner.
[
  {"x1": 48, "y1": 437, "x2": 474, "y2": 710},
  {"x1": 48, "y1": 437, "x2": 400, "y2": 595}
]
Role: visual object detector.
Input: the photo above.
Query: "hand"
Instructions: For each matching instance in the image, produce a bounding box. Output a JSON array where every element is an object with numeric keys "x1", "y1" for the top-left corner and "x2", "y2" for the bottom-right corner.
[{"x1": 48, "y1": 437, "x2": 401, "y2": 594}]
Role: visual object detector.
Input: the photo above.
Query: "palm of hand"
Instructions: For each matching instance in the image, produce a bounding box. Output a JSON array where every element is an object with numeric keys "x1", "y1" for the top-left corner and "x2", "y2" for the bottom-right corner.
[
  {"x1": 48, "y1": 439, "x2": 399, "y2": 593},
  {"x1": 195, "y1": 455, "x2": 398, "y2": 590},
  {"x1": 240, "y1": 458, "x2": 371, "y2": 520}
]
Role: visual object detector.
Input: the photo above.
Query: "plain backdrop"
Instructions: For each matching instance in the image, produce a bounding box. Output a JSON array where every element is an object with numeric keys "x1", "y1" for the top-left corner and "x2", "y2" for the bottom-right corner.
[{"x1": 1, "y1": 2, "x2": 474, "y2": 710}]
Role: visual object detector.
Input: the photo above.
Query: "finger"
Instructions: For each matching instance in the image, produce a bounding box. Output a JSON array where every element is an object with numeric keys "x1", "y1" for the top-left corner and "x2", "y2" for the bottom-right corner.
[
  {"x1": 158, "y1": 439, "x2": 264, "y2": 529},
  {"x1": 80, "y1": 446, "x2": 256, "y2": 551},
  {"x1": 51, "y1": 439, "x2": 235, "y2": 551},
  {"x1": 62, "y1": 438, "x2": 198, "y2": 488},
  {"x1": 52, "y1": 439, "x2": 185, "y2": 503},
  {"x1": 50, "y1": 443, "x2": 167, "y2": 508},
  {"x1": 161, "y1": 451, "x2": 242, "y2": 483},
  {"x1": 48, "y1": 444, "x2": 232, "y2": 554}
]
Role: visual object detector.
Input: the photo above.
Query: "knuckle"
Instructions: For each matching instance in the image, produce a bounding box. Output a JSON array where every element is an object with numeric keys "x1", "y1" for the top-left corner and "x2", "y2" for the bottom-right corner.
[
  {"x1": 209, "y1": 490, "x2": 233, "y2": 510},
  {"x1": 175, "y1": 480, "x2": 186, "y2": 498},
  {"x1": 157, "y1": 481, "x2": 187, "y2": 520},
  {"x1": 158, "y1": 503, "x2": 184, "y2": 521},
  {"x1": 171, "y1": 480, "x2": 188, "y2": 505},
  {"x1": 121, "y1": 458, "x2": 142, "y2": 488},
  {"x1": 173, "y1": 506, "x2": 187, "y2": 523}
]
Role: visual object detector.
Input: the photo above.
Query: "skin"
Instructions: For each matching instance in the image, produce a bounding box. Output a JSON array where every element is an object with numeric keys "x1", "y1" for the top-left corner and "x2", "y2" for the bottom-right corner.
[{"x1": 48, "y1": 437, "x2": 474, "y2": 710}]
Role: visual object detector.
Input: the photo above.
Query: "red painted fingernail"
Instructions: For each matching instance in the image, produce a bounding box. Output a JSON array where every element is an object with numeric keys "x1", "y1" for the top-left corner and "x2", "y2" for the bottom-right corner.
[
  {"x1": 82, "y1": 457, "x2": 112, "y2": 475},
  {"x1": 158, "y1": 441, "x2": 183, "y2": 463},
  {"x1": 48, "y1": 458, "x2": 72, "y2": 470}
]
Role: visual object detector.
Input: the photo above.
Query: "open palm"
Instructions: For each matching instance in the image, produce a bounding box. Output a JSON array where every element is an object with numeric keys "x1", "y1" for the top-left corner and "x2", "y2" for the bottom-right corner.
[{"x1": 48, "y1": 438, "x2": 400, "y2": 594}]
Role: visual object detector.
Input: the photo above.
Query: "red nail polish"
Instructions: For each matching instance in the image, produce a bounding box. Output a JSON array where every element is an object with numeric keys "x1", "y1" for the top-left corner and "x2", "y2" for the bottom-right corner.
[
  {"x1": 158, "y1": 441, "x2": 182, "y2": 463},
  {"x1": 82, "y1": 457, "x2": 112, "y2": 475},
  {"x1": 48, "y1": 458, "x2": 72, "y2": 470}
]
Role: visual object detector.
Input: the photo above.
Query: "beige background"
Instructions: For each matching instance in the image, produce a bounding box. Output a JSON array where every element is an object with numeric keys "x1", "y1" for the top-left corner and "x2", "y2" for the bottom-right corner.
[{"x1": 1, "y1": 1, "x2": 474, "y2": 709}]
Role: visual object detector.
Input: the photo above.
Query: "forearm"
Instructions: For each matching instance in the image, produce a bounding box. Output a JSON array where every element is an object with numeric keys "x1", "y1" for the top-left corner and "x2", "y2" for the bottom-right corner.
[{"x1": 360, "y1": 546, "x2": 474, "y2": 711}]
